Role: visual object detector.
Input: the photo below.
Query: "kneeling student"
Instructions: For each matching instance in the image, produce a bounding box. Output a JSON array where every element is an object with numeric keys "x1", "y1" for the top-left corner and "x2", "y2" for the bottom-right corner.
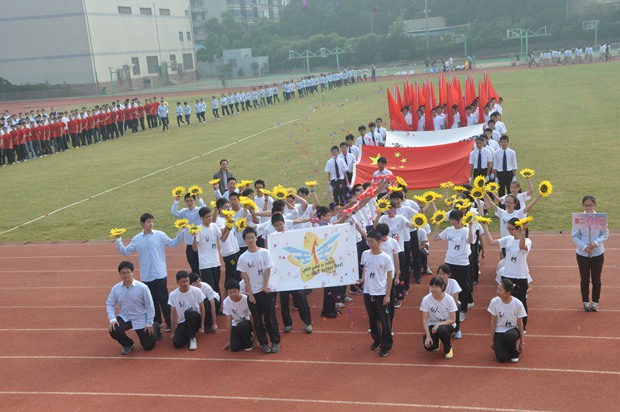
[
  {"x1": 168, "y1": 271, "x2": 206, "y2": 350},
  {"x1": 189, "y1": 272, "x2": 220, "y2": 333},
  {"x1": 222, "y1": 279, "x2": 254, "y2": 352}
]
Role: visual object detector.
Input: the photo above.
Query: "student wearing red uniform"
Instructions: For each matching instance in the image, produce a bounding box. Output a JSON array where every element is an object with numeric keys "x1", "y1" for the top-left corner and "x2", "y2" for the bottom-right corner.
[
  {"x1": 68, "y1": 115, "x2": 80, "y2": 148},
  {"x1": 137, "y1": 102, "x2": 146, "y2": 131}
]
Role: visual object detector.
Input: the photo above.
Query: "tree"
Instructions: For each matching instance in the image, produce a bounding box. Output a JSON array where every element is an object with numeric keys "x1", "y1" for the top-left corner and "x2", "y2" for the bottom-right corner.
[
  {"x1": 237, "y1": 67, "x2": 245, "y2": 78},
  {"x1": 250, "y1": 62, "x2": 259, "y2": 76}
]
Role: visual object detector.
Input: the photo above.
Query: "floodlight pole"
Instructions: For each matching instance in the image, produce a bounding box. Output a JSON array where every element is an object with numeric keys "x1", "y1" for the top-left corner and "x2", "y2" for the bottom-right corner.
[
  {"x1": 452, "y1": 34, "x2": 467, "y2": 58},
  {"x1": 582, "y1": 20, "x2": 600, "y2": 47},
  {"x1": 506, "y1": 27, "x2": 547, "y2": 61},
  {"x1": 108, "y1": 66, "x2": 115, "y2": 95}
]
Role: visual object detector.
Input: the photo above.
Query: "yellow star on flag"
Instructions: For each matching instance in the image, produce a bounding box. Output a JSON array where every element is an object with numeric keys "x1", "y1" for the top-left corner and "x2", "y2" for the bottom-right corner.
[
  {"x1": 400, "y1": 158, "x2": 407, "y2": 164},
  {"x1": 369, "y1": 154, "x2": 382, "y2": 165},
  {"x1": 394, "y1": 152, "x2": 401, "y2": 158}
]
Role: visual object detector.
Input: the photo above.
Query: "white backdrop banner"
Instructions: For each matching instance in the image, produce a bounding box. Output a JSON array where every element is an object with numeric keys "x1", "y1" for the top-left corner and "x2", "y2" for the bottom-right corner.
[
  {"x1": 267, "y1": 223, "x2": 359, "y2": 292},
  {"x1": 385, "y1": 124, "x2": 483, "y2": 147}
]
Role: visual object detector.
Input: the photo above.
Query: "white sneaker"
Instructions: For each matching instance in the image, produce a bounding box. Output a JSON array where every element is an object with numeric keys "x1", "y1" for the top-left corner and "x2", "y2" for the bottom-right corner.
[
  {"x1": 189, "y1": 338, "x2": 198, "y2": 350},
  {"x1": 510, "y1": 357, "x2": 519, "y2": 363},
  {"x1": 591, "y1": 302, "x2": 599, "y2": 312},
  {"x1": 459, "y1": 312, "x2": 467, "y2": 322},
  {"x1": 467, "y1": 302, "x2": 474, "y2": 309}
]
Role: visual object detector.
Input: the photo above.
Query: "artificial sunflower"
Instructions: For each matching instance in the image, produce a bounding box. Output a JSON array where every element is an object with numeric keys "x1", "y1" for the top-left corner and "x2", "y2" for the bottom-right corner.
[
  {"x1": 476, "y1": 216, "x2": 493, "y2": 224},
  {"x1": 422, "y1": 191, "x2": 441, "y2": 203},
  {"x1": 235, "y1": 218, "x2": 248, "y2": 231},
  {"x1": 171, "y1": 186, "x2": 185, "y2": 198},
  {"x1": 287, "y1": 187, "x2": 297, "y2": 196},
  {"x1": 187, "y1": 224, "x2": 201, "y2": 235},
  {"x1": 239, "y1": 197, "x2": 258, "y2": 210},
  {"x1": 225, "y1": 219, "x2": 235, "y2": 229},
  {"x1": 473, "y1": 175, "x2": 486, "y2": 189},
  {"x1": 208, "y1": 178, "x2": 220, "y2": 186},
  {"x1": 272, "y1": 185, "x2": 289, "y2": 200},
  {"x1": 470, "y1": 186, "x2": 485, "y2": 200},
  {"x1": 210, "y1": 201, "x2": 217, "y2": 208},
  {"x1": 485, "y1": 182, "x2": 500, "y2": 193},
  {"x1": 520, "y1": 168, "x2": 535, "y2": 178},
  {"x1": 413, "y1": 195, "x2": 426, "y2": 203},
  {"x1": 259, "y1": 188, "x2": 272, "y2": 195},
  {"x1": 109, "y1": 227, "x2": 126, "y2": 237},
  {"x1": 430, "y1": 210, "x2": 447, "y2": 225},
  {"x1": 376, "y1": 199, "x2": 392, "y2": 214},
  {"x1": 396, "y1": 176, "x2": 408, "y2": 187},
  {"x1": 454, "y1": 199, "x2": 472, "y2": 210},
  {"x1": 240, "y1": 179, "x2": 254, "y2": 187},
  {"x1": 305, "y1": 181, "x2": 319, "y2": 187},
  {"x1": 188, "y1": 184, "x2": 202, "y2": 196},
  {"x1": 453, "y1": 185, "x2": 467, "y2": 192},
  {"x1": 461, "y1": 211, "x2": 475, "y2": 226},
  {"x1": 412, "y1": 213, "x2": 428, "y2": 229},
  {"x1": 515, "y1": 216, "x2": 534, "y2": 228},
  {"x1": 444, "y1": 194, "x2": 458, "y2": 206},
  {"x1": 174, "y1": 219, "x2": 189, "y2": 229},
  {"x1": 539, "y1": 181, "x2": 553, "y2": 197},
  {"x1": 388, "y1": 186, "x2": 403, "y2": 192},
  {"x1": 439, "y1": 181, "x2": 454, "y2": 189},
  {"x1": 219, "y1": 209, "x2": 235, "y2": 219}
]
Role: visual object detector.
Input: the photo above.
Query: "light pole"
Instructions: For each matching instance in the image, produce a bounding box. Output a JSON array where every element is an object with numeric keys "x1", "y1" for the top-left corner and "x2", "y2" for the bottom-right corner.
[
  {"x1": 107, "y1": 66, "x2": 115, "y2": 95},
  {"x1": 582, "y1": 20, "x2": 600, "y2": 48},
  {"x1": 452, "y1": 34, "x2": 467, "y2": 58},
  {"x1": 506, "y1": 27, "x2": 548, "y2": 61},
  {"x1": 424, "y1": 0, "x2": 430, "y2": 59}
]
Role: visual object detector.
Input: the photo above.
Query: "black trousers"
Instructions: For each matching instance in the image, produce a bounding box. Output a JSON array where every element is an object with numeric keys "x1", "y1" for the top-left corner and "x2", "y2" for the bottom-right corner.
[
  {"x1": 230, "y1": 320, "x2": 253, "y2": 352},
  {"x1": 199, "y1": 267, "x2": 222, "y2": 312},
  {"x1": 143, "y1": 278, "x2": 171, "y2": 326},
  {"x1": 409, "y1": 230, "x2": 421, "y2": 282},
  {"x1": 248, "y1": 291, "x2": 280, "y2": 346},
  {"x1": 185, "y1": 244, "x2": 199, "y2": 274},
  {"x1": 423, "y1": 324, "x2": 455, "y2": 353},
  {"x1": 493, "y1": 328, "x2": 521, "y2": 362},
  {"x1": 280, "y1": 290, "x2": 312, "y2": 327},
  {"x1": 364, "y1": 294, "x2": 392, "y2": 351},
  {"x1": 577, "y1": 253, "x2": 604, "y2": 303},
  {"x1": 330, "y1": 179, "x2": 349, "y2": 206},
  {"x1": 447, "y1": 263, "x2": 472, "y2": 313},
  {"x1": 172, "y1": 309, "x2": 201, "y2": 348},
  {"x1": 223, "y1": 252, "x2": 241, "y2": 283},
  {"x1": 497, "y1": 171, "x2": 513, "y2": 198},
  {"x1": 322, "y1": 286, "x2": 338, "y2": 315},
  {"x1": 109, "y1": 316, "x2": 158, "y2": 350}
]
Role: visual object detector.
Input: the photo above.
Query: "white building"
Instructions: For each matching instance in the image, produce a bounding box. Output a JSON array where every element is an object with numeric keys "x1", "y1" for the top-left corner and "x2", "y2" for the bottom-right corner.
[
  {"x1": 190, "y1": 0, "x2": 227, "y2": 42},
  {"x1": 0, "y1": 0, "x2": 196, "y2": 93}
]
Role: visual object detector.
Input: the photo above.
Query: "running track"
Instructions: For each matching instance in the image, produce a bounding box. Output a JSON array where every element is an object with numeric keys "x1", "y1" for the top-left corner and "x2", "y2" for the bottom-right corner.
[{"x1": 0, "y1": 232, "x2": 618, "y2": 411}]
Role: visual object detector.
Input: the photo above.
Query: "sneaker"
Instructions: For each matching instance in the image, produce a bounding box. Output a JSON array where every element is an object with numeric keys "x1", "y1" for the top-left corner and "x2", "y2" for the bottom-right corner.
[
  {"x1": 335, "y1": 302, "x2": 346, "y2": 309},
  {"x1": 510, "y1": 357, "x2": 519, "y2": 363},
  {"x1": 356, "y1": 288, "x2": 365, "y2": 295},
  {"x1": 244, "y1": 346, "x2": 254, "y2": 351},
  {"x1": 454, "y1": 330, "x2": 462, "y2": 339},
  {"x1": 591, "y1": 302, "x2": 599, "y2": 312},
  {"x1": 583, "y1": 302, "x2": 591, "y2": 312},
  {"x1": 270, "y1": 343, "x2": 280, "y2": 353},
  {"x1": 444, "y1": 348, "x2": 454, "y2": 359},
  {"x1": 189, "y1": 338, "x2": 198, "y2": 351},
  {"x1": 391, "y1": 331, "x2": 394, "y2": 336},
  {"x1": 165, "y1": 327, "x2": 172, "y2": 333},
  {"x1": 424, "y1": 268, "x2": 433, "y2": 275},
  {"x1": 459, "y1": 312, "x2": 467, "y2": 322},
  {"x1": 368, "y1": 328, "x2": 371, "y2": 333},
  {"x1": 304, "y1": 323, "x2": 313, "y2": 334},
  {"x1": 284, "y1": 325, "x2": 293, "y2": 333},
  {"x1": 321, "y1": 312, "x2": 338, "y2": 318},
  {"x1": 415, "y1": 278, "x2": 422, "y2": 284},
  {"x1": 371, "y1": 342, "x2": 381, "y2": 351},
  {"x1": 394, "y1": 300, "x2": 402, "y2": 309},
  {"x1": 467, "y1": 302, "x2": 475, "y2": 309},
  {"x1": 261, "y1": 344, "x2": 271, "y2": 354},
  {"x1": 379, "y1": 349, "x2": 389, "y2": 357},
  {"x1": 121, "y1": 343, "x2": 135, "y2": 355},
  {"x1": 342, "y1": 297, "x2": 354, "y2": 303}
]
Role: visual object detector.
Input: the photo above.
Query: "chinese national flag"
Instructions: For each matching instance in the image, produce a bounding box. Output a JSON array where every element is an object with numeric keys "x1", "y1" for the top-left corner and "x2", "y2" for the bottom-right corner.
[{"x1": 353, "y1": 140, "x2": 472, "y2": 189}]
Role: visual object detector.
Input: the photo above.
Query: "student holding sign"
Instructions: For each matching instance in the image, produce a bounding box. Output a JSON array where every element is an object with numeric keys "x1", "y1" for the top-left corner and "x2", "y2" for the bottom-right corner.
[{"x1": 572, "y1": 195, "x2": 609, "y2": 312}]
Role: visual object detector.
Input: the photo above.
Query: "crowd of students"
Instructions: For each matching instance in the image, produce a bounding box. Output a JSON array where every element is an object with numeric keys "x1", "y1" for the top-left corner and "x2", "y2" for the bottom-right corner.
[
  {"x1": 530, "y1": 43, "x2": 618, "y2": 66},
  {"x1": 0, "y1": 68, "x2": 367, "y2": 166}
]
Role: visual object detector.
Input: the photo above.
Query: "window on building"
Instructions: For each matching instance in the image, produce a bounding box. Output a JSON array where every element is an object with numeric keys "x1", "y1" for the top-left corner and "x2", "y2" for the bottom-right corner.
[
  {"x1": 159, "y1": 8, "x2": 171, "y2": 16},
  {"x1": 183, "y1": 53, "x2": 194, "y2": 70},
  {"x1": 178, "y1": 32, "x2": 184, "y2": 41},
  {"x1": 170, "y1": 55, "x2": 177, "y2": 71},
  {"x1": 228, "y1": 58, "x2": 237, "y2": 67},
  {"x1": 139, "y1": 7, "x2": 152, "y2": 15},
  {"x1": 118, "y1": 6, "x2": 132, "y2": 14},
  {"x1": 131, "y1": 57, "x2": 141, "y2": 76},
  {"x1": 146, "y1": 56, "x2": 159, "y2": 74},
  {"x1": 186, "y1": 32, "x2": 191, "y2": 41}
]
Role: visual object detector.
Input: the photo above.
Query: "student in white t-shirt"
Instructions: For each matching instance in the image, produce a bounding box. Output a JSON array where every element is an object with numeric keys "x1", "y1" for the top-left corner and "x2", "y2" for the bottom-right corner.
[
  {"x1": 487, "y1": 278, "x2": 526, "y2": 363},
  {"x1": 189, "y1": 272, "x2": 220, "y2": 333},
  {"x1": 375, "y1": 223, "x2": 401, "y2": 324},
  {"x1": 222, "y1": 279, "x2": 254, "y2": 352},
  {"x1": 237, "y1": 227, "x2": 280, "y2": 354},
  {"x1": 358, "y1": 229, "x2": 394, "y2": 357},
  {"x1": 168, "y1": 271, "x2": 206, "y2": 351},
  {"x1": 436, "y1": 264, "x2": 463, "y2": 339},
  {"x1": 420, "y1": 276, "x2": 458, "y2": 359},
  {"x1": 484, "y1": 192, "x2": 540, "y2": 255},
  {"x1": 481, "y1": 218, "x2": 532, "y2": 331}
]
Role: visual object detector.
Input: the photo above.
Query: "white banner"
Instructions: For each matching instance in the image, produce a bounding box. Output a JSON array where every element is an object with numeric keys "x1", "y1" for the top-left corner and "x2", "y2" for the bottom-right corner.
[
  {"x1": 386, "y1": 124, "x2": 483, "y2": 147},
  {"x1": 267, "y1": 223, "x2": 359, "y2": 292}
]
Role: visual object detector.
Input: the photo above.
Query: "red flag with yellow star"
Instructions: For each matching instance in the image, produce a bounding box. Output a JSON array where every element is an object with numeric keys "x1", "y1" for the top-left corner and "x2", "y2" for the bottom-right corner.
[{"x1": 353, "y1": 140, "x2": 472, "y2": 189}]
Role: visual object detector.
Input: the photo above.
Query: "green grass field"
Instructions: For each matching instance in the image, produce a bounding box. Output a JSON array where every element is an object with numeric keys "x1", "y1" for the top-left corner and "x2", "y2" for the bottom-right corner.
[{"x1": 1, "y1": 61, "x2": 618, "y2": 242}]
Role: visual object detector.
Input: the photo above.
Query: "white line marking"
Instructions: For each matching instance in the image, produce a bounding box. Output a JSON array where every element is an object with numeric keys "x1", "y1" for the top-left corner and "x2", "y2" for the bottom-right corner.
[
  {"x1": 0, "y1": 355, "x2": 618, "y2": 377},
  {"x1": 0, "y1": 119, "x2": 299, "y2": 236},
  {"x1": 0, "y1": 391, "x2": 550, "y2": 411}
]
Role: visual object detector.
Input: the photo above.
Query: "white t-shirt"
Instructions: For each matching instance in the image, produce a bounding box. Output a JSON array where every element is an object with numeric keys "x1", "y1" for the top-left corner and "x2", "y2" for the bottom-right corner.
[
  {"x1": 439, "y1": 226, "x2": 471, "y2": 266},
  {"x1": 378, "y1": 214, "x2": 411, "y2": 249},
  {"x1": 168, "y1": 286, "x2": 206, "y2": 324},
  {"x1": 216, "y1": 216, "x2": 240, "y2": 256},
  {"x1": 361, "y1": 250, "x2": 394, "y2": 295},
  {"x1": 198, "y1": 281, "x2": 220, "y2": 302},
  {"x1": 237, "y1": 248, "x2": 274, "y2": 294},
  {"x1": 487, "y1": 296, "x2": 527, "y2": 333},
  {"x1": 380, "y1": 237, "x2": 401, "y2": 279},
  {"x1": 497, "y1": 236, "x2": 531, "y2": 279},
  {"x1": 223, "y1": 294, "x2": 251, "y2": 327},
  {"x1": 420, "y1": 293, "x2": 458, "y2": 327},
  {"x1": 195, "y1": 223, "x2": 222, "y2": 269},
  {"x1": 495, "y1": 209, "x2": 525, "y2": 238}
]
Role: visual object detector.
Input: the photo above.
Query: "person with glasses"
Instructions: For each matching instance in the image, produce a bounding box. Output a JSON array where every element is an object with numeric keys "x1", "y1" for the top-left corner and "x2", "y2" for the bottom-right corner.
[
  {"x1": 572, "y1": 195, "x2": 608, "y2": 312},
  {"x1": 480, "y1": 218, "x2": 532, "y2": 330}
]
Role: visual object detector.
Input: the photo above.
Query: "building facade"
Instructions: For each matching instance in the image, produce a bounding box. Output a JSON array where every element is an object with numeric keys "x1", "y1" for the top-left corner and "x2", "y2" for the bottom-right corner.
[
  {"x1": 226, "y1": 0, "x2": 290, "y2": 25},
  {"x1": 0, "y1": 0, "x2": 196, "y2": 93},
  {"x1": 191, "y1": 0, "x2": 227, "y2": 42}
]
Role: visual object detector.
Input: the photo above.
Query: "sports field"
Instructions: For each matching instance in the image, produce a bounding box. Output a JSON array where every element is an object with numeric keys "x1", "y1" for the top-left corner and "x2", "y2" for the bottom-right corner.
[{"x1": 1, "y1": 61, "x2": 619, "y2": 242}]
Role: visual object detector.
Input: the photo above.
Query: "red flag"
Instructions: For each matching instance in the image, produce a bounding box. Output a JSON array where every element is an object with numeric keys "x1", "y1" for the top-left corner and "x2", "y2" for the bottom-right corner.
[
  {"x1": 486, "y1": 72, "x2": 498, "y2": 101},
  {"x1": 387, "y1": 89, "x2": 410, "y2": 131},
  {"x1": 416, "y1": 83, "x2": 425, "y2": 109},
  {"x1": 394, "y1": 83, "x2": 404, "y2": 110},
  {"x1": 439, "y1": 73, "x2": 447, "y2": 107},
  {"x1": 424, "y1": 85, "x2": 434, "y2": 131},
  {"x1": 430, "y1": 80, "x2": 437, "y2": 109},
  {"x1": 446, "y1": 84, "x2": 454, "y2": 129},
  {"x1": 478, "y1": 80, "x2": 487, "y2": 124},
  {"x1": 459, "y1": 96, "x2": 467, "y2": 127},
  {"x1": 353, "y1": 140, "x2": 473, "y2": 189}
]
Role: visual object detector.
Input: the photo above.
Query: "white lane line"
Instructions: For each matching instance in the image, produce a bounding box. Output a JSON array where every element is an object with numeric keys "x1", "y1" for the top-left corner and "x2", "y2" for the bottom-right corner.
[
  {"x1": 0, "y1": 355, "x2": 619, "y2": 377},
  {"x1": 0, "y1": 118, "x2": 299, "y2": 236},
  {"x1": 0, "y1": 391, "x2": 550, "y2": 411}
]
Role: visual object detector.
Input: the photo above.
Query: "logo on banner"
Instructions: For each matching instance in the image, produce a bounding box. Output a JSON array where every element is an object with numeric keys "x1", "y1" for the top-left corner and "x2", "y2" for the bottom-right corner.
[{"x1": 284, "y1": 232, "x2": 340, "y2": 282}]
